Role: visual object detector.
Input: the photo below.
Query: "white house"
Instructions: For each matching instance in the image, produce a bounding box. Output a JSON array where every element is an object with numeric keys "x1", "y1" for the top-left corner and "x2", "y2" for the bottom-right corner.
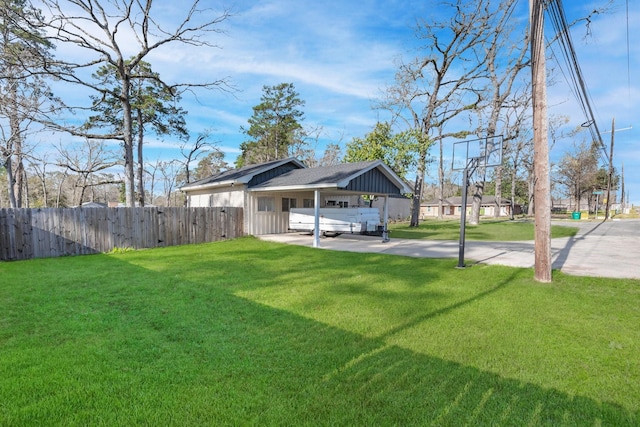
[
  {"x1": 180, "y1": 158, "x2": 412, "y2": 236},
  {"x1": 420, "y1": 196, "x2": 521, "y2": 218}
]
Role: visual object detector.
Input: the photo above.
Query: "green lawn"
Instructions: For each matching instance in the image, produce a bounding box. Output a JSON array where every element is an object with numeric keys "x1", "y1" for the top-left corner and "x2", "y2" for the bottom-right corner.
[
  {"x1": 389, "y1": 218, "x2": 578, "y2": 240},
  {"x1": 1, "y1": 237, "x2": 638, "y2": 425}
]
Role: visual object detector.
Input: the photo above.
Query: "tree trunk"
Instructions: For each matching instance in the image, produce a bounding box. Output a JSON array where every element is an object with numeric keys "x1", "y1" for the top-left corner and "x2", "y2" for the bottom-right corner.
[
  {"x1": 41, "y1": 168, "x2": 49, "y2": 208},
  {"x1": 6, "y1": 84, "x2": 20, "y2": 208},
  {"x1": 121, "y1": 72, "x2": 136, "y2": 207},
  {"x1": 527, "y1": 176, "x2": 535, "y2": 216},
  {"x1": 469, "y1": 169, "x2": 485, "y2": 225},
  {"x1": 410, "y1": 144, "x2": 427, "y2": 226},
  {"x1": 510, "y1": 168, "x2": 516, "y2": 220},
  {"x1": 21, "y1": 167, "x2": 29, "y2": 207},
  {"x1": 410, "y1": 174, "x2": 423, "y2": 227},
  {"x1": 136, "y1": 108, "x2": 145, "y2": 207},
  {"x1": 437, "y1": 138, "x2": 444, "y2": 220},
  {"x1": 3, "y1": 154, "x2": 18, "y2": 208},
  {"x1": 55, "y1": 172, "x2": 67, "y2": 208},
  {"x1": 14, "y1": 155, "x2": 24, "y2": 207},
  {"x1": 494, "y1": 166, "x2": 503, "y2": 217}
]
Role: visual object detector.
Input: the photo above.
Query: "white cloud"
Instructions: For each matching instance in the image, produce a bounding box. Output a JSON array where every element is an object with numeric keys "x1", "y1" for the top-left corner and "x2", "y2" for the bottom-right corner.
[{"x1": 27, "y1": 0, "x2": 640, "y2": 204}]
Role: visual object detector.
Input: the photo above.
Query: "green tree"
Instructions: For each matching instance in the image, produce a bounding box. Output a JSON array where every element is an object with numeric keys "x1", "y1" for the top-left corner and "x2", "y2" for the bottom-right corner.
[
  {"x1": 0, "y1": 0, "x2": 58, "y2": 207},
  {"x1": 193, "y1": 150, "x2": 229, "y2": 181},
  {"x1": 237, "y1": 83, "x2": 305, "y2": 167},
  {"x1": 344, "y1": 122, "x2": 419, "y2": 179},
  {"x1": 85, "y1": 60, "x2": 188, "y2": 206}
]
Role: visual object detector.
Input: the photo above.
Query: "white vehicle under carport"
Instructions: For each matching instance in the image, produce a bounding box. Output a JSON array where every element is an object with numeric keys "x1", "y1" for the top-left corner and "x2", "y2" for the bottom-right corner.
[{"x1": 288, "y1": 207, "x2": 382, "y2": 236}]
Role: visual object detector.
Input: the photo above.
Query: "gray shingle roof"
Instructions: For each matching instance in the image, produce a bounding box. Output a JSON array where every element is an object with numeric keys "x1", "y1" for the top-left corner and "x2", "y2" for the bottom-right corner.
[
  {"x1": 180, "y1": 157, "x2": 412, "y2": 195},
  {"x1": 181, "y1": 158, "x2": 304, "y2": 190},
  {"x1": 250, "y1": 160, "x2": 380, "y2": 188}
]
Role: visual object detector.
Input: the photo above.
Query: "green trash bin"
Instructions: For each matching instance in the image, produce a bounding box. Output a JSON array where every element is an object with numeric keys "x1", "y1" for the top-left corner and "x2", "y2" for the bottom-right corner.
[{"x1": 571, "y1": 211, "x2": 581, "y2": 220}]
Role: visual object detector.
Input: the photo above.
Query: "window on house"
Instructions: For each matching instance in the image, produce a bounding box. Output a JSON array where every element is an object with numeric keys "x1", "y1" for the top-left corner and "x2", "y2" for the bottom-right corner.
[
  {"x1": 257, "y1": 197, "x2": 275, "y2": 212},
  {"x1": 303, "y1": 199, "x2": 314, "y2": 208},
  {"x1": 281, "y1": 197, "x2": 297, "y2": 212}
]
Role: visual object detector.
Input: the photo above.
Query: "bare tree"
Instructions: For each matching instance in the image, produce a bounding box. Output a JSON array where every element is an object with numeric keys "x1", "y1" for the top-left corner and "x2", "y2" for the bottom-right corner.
[
  {"x1": 469, "y1": 0, "x2": 530, "y2": 224},
  {"x1": 317, "y1": 143, "x2": 343, "y2": 167},
  {"x1": 26, "y1": 153, "x2": 52, "y2": 207},
  {"x1": 157, "y1": 160, "x2": 180, "y2": 207},
  {"x1": 192, "y1": 150, "x2": 228, "y2": 181},
  {"x1": 555, "y1": 140, "x2": 599, "y2": 213},
  {"x1": 55, "y1": 139, "x2": 119, "y2": 206},
  {"x1": 26, "y1": 0, "x2": 233, "y2": 206},
  {"x1": 179, "y1": 132, "x2": 216, "y2": 188},
  {"x1": 382, "y1": 0, "x2": 495, "y2": 226}
]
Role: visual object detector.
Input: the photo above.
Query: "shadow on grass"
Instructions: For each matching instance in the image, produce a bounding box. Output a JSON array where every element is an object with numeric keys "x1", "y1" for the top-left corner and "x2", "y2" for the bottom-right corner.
[{"x1": 0, "y1": 244, "x2": 637, "y2": 425}]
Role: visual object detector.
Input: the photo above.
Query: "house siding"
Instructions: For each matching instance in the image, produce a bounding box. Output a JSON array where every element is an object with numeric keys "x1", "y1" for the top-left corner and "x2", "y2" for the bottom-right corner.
[
  {"x1": 370, "y1": 196, "x2": 411, "y2": 221},
  {"x1": 344, "y1": 168, "x2": 402, "y2": 195},
  {"x1": 420, "y1": 202, "x2": 513, "y2": 218},
  {"x1": 247, "y1": 191, "x2": 316, "y2": 235},
  {"x1": 187, "y1": 187, "x2": 246, "y2": 208}
]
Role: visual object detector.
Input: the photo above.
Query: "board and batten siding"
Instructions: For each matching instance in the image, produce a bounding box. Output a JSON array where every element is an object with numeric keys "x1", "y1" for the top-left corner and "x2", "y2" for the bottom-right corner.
[
  {"x1": 246, "y1": 191, "x2": 317, "y2": 235},
  {"x1": 186, "y1": 186, "x2": 246, "y2": 208},
  {"x1": 0, "y1": 207, "x2": 243, "y2": 261}
]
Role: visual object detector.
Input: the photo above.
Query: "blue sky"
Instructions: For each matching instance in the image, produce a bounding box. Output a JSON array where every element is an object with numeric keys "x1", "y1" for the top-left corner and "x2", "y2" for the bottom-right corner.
[{"x1": 43, "y1": 0, "x2": 640, "y2": 205}]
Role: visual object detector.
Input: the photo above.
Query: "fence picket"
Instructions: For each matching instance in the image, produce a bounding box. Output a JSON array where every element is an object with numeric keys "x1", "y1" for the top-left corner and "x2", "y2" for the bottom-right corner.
[{"x1": 0, "y1": 207, "x2": 243, "y2": 261}]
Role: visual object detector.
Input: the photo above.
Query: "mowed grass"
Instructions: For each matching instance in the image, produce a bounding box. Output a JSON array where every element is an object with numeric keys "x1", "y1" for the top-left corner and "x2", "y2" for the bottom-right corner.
[
  {"x1": 389, "y1": 218, "x2": 578, "y2": 240},
  {"x1": 1, "y1": 237, "x2": 638, "y2": 426}
]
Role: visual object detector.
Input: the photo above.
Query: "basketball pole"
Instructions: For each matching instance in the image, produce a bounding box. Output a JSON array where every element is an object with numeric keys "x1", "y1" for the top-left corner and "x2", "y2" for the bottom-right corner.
[{"x1": 457, "y1": 164, "x2": 470, "y2": 268}]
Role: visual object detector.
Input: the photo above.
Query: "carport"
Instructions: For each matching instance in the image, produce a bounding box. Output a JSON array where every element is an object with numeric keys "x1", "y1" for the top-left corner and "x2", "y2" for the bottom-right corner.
[{"x1": 249, "y1": 160, "x2": 412, "y2": 247}]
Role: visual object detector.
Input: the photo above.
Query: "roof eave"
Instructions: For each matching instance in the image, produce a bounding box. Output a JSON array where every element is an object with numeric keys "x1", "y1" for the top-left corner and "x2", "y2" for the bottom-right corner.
[
  {"x1": 180, "y1": 180, "x2": 240, "y2": 192},
  {"x1": 250, "y1": 183, "x2": 339, "y2": 192}
]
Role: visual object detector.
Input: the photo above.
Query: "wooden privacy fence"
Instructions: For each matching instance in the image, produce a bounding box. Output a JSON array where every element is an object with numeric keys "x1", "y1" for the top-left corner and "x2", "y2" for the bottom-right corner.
[{"x1": 0, "y1": 207, "x2": 244, "y2": 261}]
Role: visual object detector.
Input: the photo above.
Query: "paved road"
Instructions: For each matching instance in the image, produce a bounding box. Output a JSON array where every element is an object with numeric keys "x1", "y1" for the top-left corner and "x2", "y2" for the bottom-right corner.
[{"x1": 260, "y1": 219, "x2": 640, "y2": 280}]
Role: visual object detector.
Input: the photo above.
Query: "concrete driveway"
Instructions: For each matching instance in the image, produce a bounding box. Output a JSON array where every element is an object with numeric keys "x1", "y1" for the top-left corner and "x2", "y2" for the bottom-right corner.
[{"x1": 259, "y1": 219, "x2": 640, "y2": 280}]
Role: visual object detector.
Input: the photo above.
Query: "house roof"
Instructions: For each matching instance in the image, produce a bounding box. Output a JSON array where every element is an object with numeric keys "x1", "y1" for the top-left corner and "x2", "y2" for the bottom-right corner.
[
  {"x1": 180, "y1": 158, "x2": 306, "y2": 191},
  {"x1": 250, "y1": 160, "x2": 413, "y2": 195},
  {"x1": 422, "y1": 196, "x2": 513, "y2": 207},
  {"x1": 180, "y1": 158, "x2": 413, "y2": 196}
]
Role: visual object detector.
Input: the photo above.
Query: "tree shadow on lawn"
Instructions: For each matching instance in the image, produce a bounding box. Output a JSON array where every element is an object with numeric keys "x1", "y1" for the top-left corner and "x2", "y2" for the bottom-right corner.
[{"x1": 1, "y1": 246, "x2": 637, "y2": 426}]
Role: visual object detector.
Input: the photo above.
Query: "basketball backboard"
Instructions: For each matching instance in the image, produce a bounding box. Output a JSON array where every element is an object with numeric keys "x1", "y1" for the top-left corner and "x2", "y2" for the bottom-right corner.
[{"x1": 452, "y1": 136, "x2": 504, "y2": 171}]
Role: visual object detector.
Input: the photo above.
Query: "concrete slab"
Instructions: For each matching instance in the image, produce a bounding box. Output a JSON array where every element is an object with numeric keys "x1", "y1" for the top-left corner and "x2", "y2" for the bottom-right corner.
[{"x1": 259, "y1": 219, "x2": 640, "y2": 280}]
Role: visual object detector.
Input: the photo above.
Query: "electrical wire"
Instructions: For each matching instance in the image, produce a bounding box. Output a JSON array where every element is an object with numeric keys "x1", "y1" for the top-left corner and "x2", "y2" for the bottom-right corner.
[
  {"x1": 545, "y1": 0, "x2": 608, "y2": 163},
  {"x1": 626, "y1": 0, "x2": 631, "y2": 98}
]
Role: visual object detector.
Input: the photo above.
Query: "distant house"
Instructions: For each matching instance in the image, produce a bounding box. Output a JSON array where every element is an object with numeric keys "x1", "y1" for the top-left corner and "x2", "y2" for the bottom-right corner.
[
  {"x1": 180, "y1": 158, "x2": 412, "y2": 235},
  {"x1": 77, "y1": 202, "x2": 108, "y2": 208},
  {"x1": 551, "y1": 198, "x2": 590, "y2": 212},
  {"x1": 420, "y1": 196, "x2": 521, "y2": 218}
]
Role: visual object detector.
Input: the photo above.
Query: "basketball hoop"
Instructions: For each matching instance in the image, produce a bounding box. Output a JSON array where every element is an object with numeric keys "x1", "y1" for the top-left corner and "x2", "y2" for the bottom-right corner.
[{"x1": 452, "y1": 136, "x2": 504, "y2": 268}]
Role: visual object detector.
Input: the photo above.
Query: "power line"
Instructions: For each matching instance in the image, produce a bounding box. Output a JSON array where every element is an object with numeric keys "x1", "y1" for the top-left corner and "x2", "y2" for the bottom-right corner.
[
  {"x1": 545, "y1": 0, "x2": 608, "y2": 163},
  {"x1": 626, "y1": 0, "x2": 631, "y2": 98}
]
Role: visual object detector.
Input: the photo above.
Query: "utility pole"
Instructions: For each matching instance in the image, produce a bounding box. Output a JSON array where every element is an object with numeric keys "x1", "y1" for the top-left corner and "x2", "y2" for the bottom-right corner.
[
  {"x1": 621, "y1": 162, "x2": 625, "y2": 211},
  {"x1": 605, "y1": 118, "x2": 615, "y2": 220},
  {"x1": 530, "y1": 0, "x2": 552, "y2": 282}
]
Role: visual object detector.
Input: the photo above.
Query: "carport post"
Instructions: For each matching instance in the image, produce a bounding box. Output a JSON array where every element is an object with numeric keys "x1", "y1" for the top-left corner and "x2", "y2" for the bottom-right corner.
[
  {"x1": 313, "y1": 190, "x2": 321, "y2": 248},
  {"x1": 382, "y1": 195, "x2": 389, "y2": 242}
]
